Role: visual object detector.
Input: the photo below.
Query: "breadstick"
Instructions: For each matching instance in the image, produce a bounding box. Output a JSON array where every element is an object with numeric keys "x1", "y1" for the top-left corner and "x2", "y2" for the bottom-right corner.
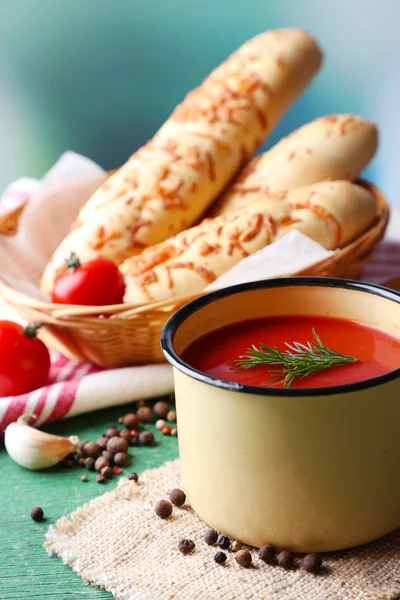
[
  {"x1": 209, "y1": 114, "x2": 378, "y2": 216},
  {"x1": 121, "y1": 180, "x2": 377, "y2": 304},
  {"x1": 41, "y1": 29, "x2": 322, "y2": 294}
]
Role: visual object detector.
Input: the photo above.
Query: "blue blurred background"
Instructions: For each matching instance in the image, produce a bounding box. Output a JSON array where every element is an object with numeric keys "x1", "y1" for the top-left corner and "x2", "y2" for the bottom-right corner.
[{"x1": 0, "y1": 0, "x2": 399, "y2": 204}]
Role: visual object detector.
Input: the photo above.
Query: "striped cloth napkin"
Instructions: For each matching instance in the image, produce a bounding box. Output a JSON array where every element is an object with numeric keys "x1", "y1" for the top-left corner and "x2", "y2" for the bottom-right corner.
[{"x1": 0, "y1": 165, "x2": 399, "y2": 435}]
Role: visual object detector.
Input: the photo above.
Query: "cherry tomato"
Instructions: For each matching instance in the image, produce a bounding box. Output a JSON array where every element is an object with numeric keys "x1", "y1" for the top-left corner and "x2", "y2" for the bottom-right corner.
[
  {"x1": 51, "y1": 253, "x2": 126, "y2": 306},
  {"x1": 0, "y1": 321, "x2": 50, "y2": 397}
]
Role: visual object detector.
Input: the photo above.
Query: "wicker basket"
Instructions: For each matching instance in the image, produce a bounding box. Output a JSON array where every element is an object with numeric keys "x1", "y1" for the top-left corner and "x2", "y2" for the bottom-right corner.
[{"x1": 0, "y1": 180, "x2": 390, "y2": 367}]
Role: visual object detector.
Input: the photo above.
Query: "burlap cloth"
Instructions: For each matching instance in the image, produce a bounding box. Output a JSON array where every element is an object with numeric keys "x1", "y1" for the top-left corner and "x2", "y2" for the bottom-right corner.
[{"x1": 45, "y1": 460, "x2": 400, "y2": 600}]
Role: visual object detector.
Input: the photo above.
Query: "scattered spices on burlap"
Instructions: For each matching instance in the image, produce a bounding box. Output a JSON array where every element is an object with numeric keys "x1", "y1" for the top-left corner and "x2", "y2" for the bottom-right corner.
[{"x1": 45, "y1": 460, "x2": 400, "y2": 600}]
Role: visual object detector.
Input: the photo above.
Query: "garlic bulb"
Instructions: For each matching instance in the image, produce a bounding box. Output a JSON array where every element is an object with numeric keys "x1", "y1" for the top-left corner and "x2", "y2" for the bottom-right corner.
[{"x1": 4, "y1": 416, "x2": 80, "y2": 470}]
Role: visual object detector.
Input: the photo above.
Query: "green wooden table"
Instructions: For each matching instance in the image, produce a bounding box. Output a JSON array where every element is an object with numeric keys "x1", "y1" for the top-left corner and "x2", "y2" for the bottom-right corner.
[{"x1": 1, "y1": 402, "x2": 179, "y2": 599}]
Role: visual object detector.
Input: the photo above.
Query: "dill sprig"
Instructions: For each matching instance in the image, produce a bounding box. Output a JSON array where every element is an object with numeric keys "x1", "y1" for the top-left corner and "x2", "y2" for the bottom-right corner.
[{"x1": 235, "y1": 329, "x2": 358, "y2": 387}]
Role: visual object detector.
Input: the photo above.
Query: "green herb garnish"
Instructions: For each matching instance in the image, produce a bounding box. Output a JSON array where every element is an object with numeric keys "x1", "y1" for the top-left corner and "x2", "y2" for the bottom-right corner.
[{"x1": 235, "y1": 329, "x2": 358, "y2": 387}]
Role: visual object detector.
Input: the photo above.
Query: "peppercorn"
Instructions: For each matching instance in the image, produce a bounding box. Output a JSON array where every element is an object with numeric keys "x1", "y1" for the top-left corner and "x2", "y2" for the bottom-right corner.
[
  {"x1": 122, "y1": 413, "x2": 139, "y2": 430},
  {"x1": 259, "y1": 544, "x2": 275, "y2": 564},
  {"x1": 204, "y1": 528, "x2": 218, "y2": 546},
  {"x1": 78, "y1": 457, "x2": 86, "y2": 467},
  {"x1": 101, "y1": 466, "x2": 113, "y2": 478},
  {"x1": 178, "y1": 539, "x2": 195, "y2": 555},
  {"x1": 277, "y1": 550, "x2": 294, "y2": 570},
  {"x1": 214, "y1": 551, "x2": 227, "y2": 564},
  {"x1": 139, "y1": 431, "x2": 154, "y2": 446},
  {"x1": 76, "y1": 451, "x2": 84, "y2": 459},
  {"x1": 303, "y1": 553, "x2": 322, "y2": 574},
  {"x1": 84, "y1": 457, "x2": 95, "y2": 471},
  {"x1": 102, "y1": 450, "x2": 115, "y2": 464},
  {"x1": 113, "y1": 452, "x2": 129, "y2": 466},
  {"x1": 235, "y1": 549, "x2": 252, "y2": 568},
  {"x1": 30, "y1": 507, "x2": 44, "y2": 522},
  {"x1": 231, "y1": 541, "x2": 243, "y2": 552},
  {"x1": 112, "y1": 466, "x2": 122, "y2": 475},
  {"x1": 161, "y1": 425, "x2": 172, "y2": 435},
  {"x1": 63, "y1": 458, "x2": 75, "y2": 468},
  {"x1": 105, "y1": 426, "x2": 120, "y2": 438},
  {"x1": 154, "y1": 401, "x2": 169, "y2": 420},
  {"x1": 79, "y1": 439, "x2": 89, "y2": 451},
  {"x1": 218, "y1": 535, "x2": 230, "y2": 550},
  {"x1": 81, "y1": 441, "x2": 100, "y2": 459},
  {"x1": 167, "y1": 410, "x2": 176, "y2": 422},
  {"x1": 94, "y1": 456, "x2": 110, "y2": 472},
  {"x1": 128, "y1": 472, "x2": 139, "y2": 482},
  {"x1": 96, "y1": 474, "x2": 106, "y2": 484},
  {"x1": 155, "y1": 419, "x2": 166, "y2": 430},
  {"x1": 106, "y1": 436, "x2": 128, "y2": 454},
  {"x1": 137, "y1": 406, "x2": 153, "y2": 423},
  {"x1": 119, "y1": 430, "x2": 132, "y2": 444},
  {"x1": 136, "y1": 399, "x2": 145, "y2": 409},
  {"x1": 170, "y1": 428, "x2": 178, "y2": 437},
  {"x1": 80, "y1": 475, "x2": 88, "y2": 482},
  {"x1": 169, "y1": 488, "x2": 186, "y2": 507},
  {"x1": 96, "y1": 436, "x2": 109, "y2": 451},
  {"x1": 154, "y1": 499, "x2": 173, "y2": 519}
]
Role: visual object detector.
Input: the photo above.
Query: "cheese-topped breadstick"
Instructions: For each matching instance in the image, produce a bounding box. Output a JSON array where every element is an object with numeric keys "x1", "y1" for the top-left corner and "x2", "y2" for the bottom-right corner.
[
  {"x1": 209, "y1": 114, "x2": 378, "y2": 216},
  {"x1": 121, "y1": 180, "x2": 377, "y2": 304},
  {"x1": 41, "y1": 29, "x2": 322, "y2": 294}
]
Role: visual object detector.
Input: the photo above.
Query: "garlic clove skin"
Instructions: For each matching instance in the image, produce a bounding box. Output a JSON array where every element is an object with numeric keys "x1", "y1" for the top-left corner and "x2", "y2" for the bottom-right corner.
[{"x1": 4, "y1": 418, "x2": 79, "y2": 470}]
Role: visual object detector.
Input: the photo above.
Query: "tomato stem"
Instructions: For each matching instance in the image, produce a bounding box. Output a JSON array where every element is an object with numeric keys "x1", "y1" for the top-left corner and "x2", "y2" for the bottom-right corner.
[
  {"x1": 65, "y1": 252, "x2": 81, "y2": 272},
  {"x1": 23, "y1": 322, "x2": 43, "y2": 338}
]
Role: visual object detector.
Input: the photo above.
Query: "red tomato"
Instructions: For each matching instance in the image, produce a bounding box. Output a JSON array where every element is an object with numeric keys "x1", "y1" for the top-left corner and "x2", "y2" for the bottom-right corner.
[
  {"x1": 51, "y1": 253, "x2": 126, "y2": 306},
  {"x1": 0, "y1": 321, "x2": 50, "y2": 397}
]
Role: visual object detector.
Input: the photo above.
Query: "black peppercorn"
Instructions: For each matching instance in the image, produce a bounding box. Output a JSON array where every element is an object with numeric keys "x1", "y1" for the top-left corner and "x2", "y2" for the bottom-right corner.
[
  {"x1": 96, "y1": 436, "x2": 109, "y2": 451},
  {"x1": 105, "y1": 426, "x2": 120, "y2": 438},
  {"x1": 154, "y1": 499, "x2": 173, "y2": 519},
  {"x1": 139, "y1": 431, "x2": 154, "y2": 446},
  {"x1": 96, "y1": 474, "x2": 106, "y2": 484},
  {"x1": 84, "y1": 457, "x2": 95, "y2": 471},
  {"x1": 106, "y1": 436, "x2": 128, "y2": 454},
  {"x1": 30, "y1": 507, "x2": 44, "y2": 522},
  {"x1": 214, "y1": 551, "x2": 227, "y2": 564},
  {"x1": 121, "y1": 413, "x2": 139, "y2": 430},
  {"x1": 128, "y1": 472, "x2": 139, "y2": 482},
  {"x1": 154, "y1": 401, "x2": 169, "y2": 420},
  {"x1": 119, "y1": 430, "x2": 132, "y2": 444},
  {"x1": 113, "y1": 452, "x2": 129, "y2": 466},
  {"x1": 94, "y1": 456, "x2": 110, "y2": 472},
  {"x1": 137, "y1": 406, "x2": 153, "y2": 423},
  {"x1": 102, "y1": 450, "x2": 115, "y2": 464},
  {"x1": 204, "y1": 529, "x2": 218, "y2": 546},
  {"x1": 169, "y1": 488, "x2": 186, "y2": 507},
  {"x1": 303, "y1": 553, "x2": 322, "y2": 574},
  {"x1": 277, "y1": 550, "x2": 294, "y2": 570},
  {"x1": 178, "y1": 539, "x2": 195, "y2": 555},
  {"x1": 235, "y1": 549, "x2": 252, "y2": 568},
  {"x1": 259, "y1": 544, "x2": 275, "y2": 564},
  {"x1": 81, "y1": 441, "x2": 100, "y2": 459},
  {"x1": 218, "y1": 535, "x2": 230, "y2": 550}
]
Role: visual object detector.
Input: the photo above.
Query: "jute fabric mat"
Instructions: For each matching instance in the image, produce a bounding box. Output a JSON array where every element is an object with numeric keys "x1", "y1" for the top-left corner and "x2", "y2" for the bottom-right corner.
[{"x1": 45, "y1": 460, "x2": 400, "y2": 600}]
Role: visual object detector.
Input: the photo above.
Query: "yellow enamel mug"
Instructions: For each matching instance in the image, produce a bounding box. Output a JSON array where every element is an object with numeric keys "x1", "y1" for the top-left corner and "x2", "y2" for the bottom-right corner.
[{"x1": 161, "y1": 278, "x2": 400, "y2": 552}]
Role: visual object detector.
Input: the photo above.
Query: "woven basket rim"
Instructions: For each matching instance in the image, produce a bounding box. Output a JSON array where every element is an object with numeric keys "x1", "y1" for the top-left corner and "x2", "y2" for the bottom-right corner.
[{"x1": 0, "y1": 179, "x2": 390, "y2": 326}]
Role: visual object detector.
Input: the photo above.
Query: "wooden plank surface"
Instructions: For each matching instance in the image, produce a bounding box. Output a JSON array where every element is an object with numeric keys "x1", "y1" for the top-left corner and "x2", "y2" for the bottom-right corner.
[{"x1": 1, "y1": 402, "x2": 179, "y2": 599}]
